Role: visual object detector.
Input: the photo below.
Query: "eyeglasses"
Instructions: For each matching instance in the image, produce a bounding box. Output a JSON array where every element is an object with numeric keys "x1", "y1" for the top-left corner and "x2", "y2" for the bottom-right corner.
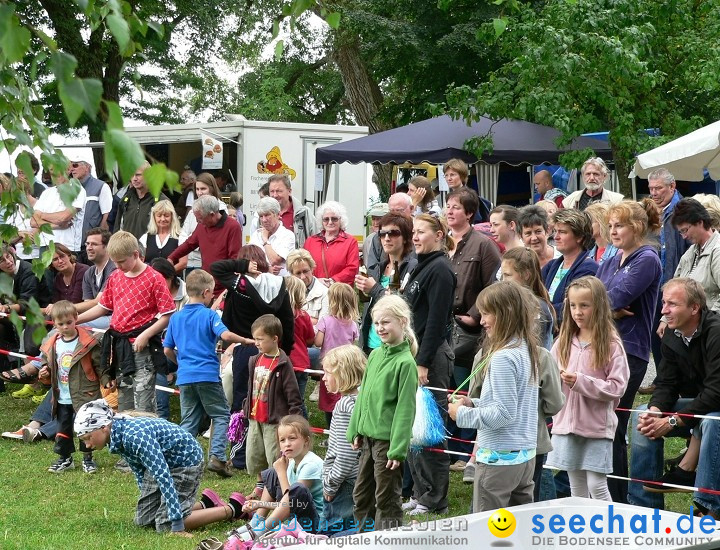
[
  {"x1": 678, "y1": 226, "x2": 690, "y2": 236},
  {"x1": 71, "y1": 163, "x2": 82, "y2": 168},
  {"x1": 379, "y1": 229, "x2": 402, "y2": 238},
  {"x1": 323, "y1": 217, "x2": 339, "y2": 223}
]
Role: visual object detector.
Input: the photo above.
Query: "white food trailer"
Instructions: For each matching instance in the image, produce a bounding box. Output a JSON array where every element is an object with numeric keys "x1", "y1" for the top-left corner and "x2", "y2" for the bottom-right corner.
[{"x1": 122, "y1": 117, "x2": 370, "y2": 239}]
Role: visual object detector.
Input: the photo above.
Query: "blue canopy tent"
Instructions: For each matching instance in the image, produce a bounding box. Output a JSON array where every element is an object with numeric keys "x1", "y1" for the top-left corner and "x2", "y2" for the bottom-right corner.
[
  {"x1": 316, "y1": 115, "x2": 612, "y2": 166},
  {"x1": 316, "y1": 115, "x2": 613, "y2": 205}
]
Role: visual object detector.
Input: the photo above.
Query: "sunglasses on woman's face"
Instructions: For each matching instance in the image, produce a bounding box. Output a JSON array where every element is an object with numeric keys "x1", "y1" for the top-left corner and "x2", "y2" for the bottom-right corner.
[
  {"x1": 379, "y1": 229, "x2": 402, "y2": 238},
  {"x1": 323, "y1": 217, "x2": 339, "y2": 223}
]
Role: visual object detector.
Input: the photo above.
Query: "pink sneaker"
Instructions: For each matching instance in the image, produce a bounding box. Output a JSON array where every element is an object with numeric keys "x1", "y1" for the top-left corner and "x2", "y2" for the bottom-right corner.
[
  {"x1": 229, "y1": 492, "x2": 250, "y2": 520},
  {"x1": 201, "y1": 488, "x2": 227, "y2": 509}
]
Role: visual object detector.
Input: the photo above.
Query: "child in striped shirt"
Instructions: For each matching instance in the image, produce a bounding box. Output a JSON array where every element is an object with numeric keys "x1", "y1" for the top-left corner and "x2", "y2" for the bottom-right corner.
[
  {"x1": 320, "y1": 345, "x2": 366, "y2": 533},
  {"x1": 448, "y1": 281, "x2": 540, "y2": 513}
]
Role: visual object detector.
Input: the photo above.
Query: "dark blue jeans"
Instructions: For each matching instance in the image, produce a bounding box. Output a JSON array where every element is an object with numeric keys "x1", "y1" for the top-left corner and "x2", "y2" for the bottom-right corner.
[{"x1": 629, "y1": 399, "x2": 720, "y2": 513}]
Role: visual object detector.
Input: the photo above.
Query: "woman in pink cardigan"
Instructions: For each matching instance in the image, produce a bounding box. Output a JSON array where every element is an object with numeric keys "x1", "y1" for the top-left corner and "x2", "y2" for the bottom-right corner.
[{"x1": 303, "y1": 201, "x2": 359, "y2": 286}]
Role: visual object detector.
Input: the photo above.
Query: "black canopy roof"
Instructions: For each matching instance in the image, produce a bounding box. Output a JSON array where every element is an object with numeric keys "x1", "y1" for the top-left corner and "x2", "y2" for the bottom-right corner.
[{"x1": 316, "y1": 115, "x2": 612, "y2": 165}]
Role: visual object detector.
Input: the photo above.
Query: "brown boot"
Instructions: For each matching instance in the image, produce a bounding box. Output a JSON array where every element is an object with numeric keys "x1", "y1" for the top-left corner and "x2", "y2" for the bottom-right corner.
[{"x1": 207, "y1": 457, "x2": 233, "y2": 478}]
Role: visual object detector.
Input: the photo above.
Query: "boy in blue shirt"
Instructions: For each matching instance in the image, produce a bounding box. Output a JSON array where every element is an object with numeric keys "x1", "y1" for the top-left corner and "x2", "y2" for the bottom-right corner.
[{"x1": 163, "y1": 269, "x2": 245, "y2": 477}]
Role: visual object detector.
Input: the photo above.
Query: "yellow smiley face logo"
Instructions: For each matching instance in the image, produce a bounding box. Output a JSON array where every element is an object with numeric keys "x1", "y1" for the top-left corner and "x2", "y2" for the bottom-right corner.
[{"x1": 488, "y1": 508, "x2": 516, "y2": 538}]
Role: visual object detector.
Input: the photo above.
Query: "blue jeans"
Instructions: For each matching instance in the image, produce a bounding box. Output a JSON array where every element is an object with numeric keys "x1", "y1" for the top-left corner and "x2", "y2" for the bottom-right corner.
[
  {"x1": 628, "y1": 399, "x2": 720, "y2": 513},
  {"x1": 31, "y1": 389, "x2": 57, "y2": 439},
  {"x1": 308, "y1": 346, "x2": 321, "y2": 370},
  {"x1": 320, "y1": 478, "x2": 356, "y2": 535},
  {"x1": 155, "y1": 372, "x2": 171, "y2": 420},
  {"x1": 179, "y1": 382, "x2": 230, "y2": 461}
]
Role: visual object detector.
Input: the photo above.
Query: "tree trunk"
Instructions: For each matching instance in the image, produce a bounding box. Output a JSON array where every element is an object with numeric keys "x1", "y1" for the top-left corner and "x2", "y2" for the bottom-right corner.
[{"x1": 331, "y1": 30, "x2": 392, "y2": 200}]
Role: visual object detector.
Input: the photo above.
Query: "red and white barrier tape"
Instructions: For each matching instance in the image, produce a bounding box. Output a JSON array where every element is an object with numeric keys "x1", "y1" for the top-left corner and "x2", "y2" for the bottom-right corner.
[
  {"x1": 616, "y1": 407, "x2": 720, "y2": 422},
  {"x1": 291, "y1": 366, "x2": 468, "y2": 395},
  {"x1": 542, "y1": 465, "x2": 720, "y2": 496},
  {"x1": 0, "y1": 348, "x2": 42, "y2": 362}
]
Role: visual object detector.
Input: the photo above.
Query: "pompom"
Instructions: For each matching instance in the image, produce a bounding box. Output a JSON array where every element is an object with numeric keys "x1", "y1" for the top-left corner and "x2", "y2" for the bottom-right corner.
[
  {"x1": 227, "y1": 411, "x2": 248, "y2": 444},
  {"x1": 410, "y1": 386, "x2": 447, "y2": 450}
]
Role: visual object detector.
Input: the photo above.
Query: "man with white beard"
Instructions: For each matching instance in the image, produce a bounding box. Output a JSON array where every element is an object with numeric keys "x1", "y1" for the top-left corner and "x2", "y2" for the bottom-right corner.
[{"x1": 562, "y1": 157, "x2": 624, "y2": 211}]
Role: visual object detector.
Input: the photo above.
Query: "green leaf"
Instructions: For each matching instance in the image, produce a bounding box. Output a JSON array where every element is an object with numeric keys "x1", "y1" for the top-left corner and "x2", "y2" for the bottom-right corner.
[
  {"x1": 147, "y1": 20, "x2": 164, "y2": 38},
  {"x1": 164, "y1": 168, "x2": 179, "y2": 194},
  {"x1": 325, "y1": 12, "x2": 341, "y2": 29},
  {"x1": 0, "y1": 6, "x2": 31, "y2": 63},
  {"x1": 50, "y1": 51, "x2": 77, "y2": 80},
  {"x1": 274, "y1": 40, "x2": 284, "y2": 60},
  {"x1": 493, "y1": 17, "x2": 508, "y2": 38},
  {"x1": 104, "y1": 100, "x2": 124, "y2": 131},
  {"x1": 103, "y1": 129, "x2": 145, "y2": 187},
  {"x1": 58, "y1": 179, "x2": 82, "y2": 207},
  {"x1": 107, "y1": 13, "x2": 130, "y2": 52},
  {"x1": 57, "y1": 78, "x2": 103, "y2": 125},
  {"x1": 143, "y1": 163, "x2": 168, "y2": 198},
  {"x1": 15, "y1": 152, "x2": 34, "y2": 184},
  {"x1": 0, "y1": 273, "x2": 13, "y2": 301},
  {"x1": 40, "y1": 243, "x2": 56, "y2": 270}
]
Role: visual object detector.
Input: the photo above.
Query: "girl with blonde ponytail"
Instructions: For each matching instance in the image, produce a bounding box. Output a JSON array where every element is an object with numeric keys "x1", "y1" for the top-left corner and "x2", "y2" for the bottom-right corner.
[{"x1": 346, "y1": 294, "x2": 418, "y2": 531}]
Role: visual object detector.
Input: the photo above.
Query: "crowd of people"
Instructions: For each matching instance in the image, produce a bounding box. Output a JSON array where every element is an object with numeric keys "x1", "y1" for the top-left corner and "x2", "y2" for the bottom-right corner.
[{"x1": 2, "y1": 153, "x2": 720, "y2": 541}]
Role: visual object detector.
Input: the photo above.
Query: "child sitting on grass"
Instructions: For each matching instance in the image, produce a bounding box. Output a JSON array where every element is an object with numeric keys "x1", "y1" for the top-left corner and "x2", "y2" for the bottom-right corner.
[
  {"x1": 241, "y1": 415, "x2": 324, "y2": 535},
  {"x1": 163, "y1": 269, "x2": 245, "y2": 478},
  {"x1": 35, "y1": 300, "x2": 109, "y2": 473}
]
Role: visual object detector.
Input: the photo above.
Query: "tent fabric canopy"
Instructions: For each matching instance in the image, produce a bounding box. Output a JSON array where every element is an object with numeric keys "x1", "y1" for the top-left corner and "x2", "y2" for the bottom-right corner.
[
  {"x1": 316, "y1": 115, "x2": 612, "y2": 165},
  {"x1": 633, "y1": 120, "x2": 720, "y2": 181}
]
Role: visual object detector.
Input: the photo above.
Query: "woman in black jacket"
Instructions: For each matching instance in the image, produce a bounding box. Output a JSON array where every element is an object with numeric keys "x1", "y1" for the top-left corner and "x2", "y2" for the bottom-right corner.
[
  {"x1": 402, "y1": 214, "x2": 457, "y2": 516},
  {"x1": 355, "y1": 212, "x2": 416, "y2": 354},
  {"x1": 211, "y1": 245, "x2": 294, "y2": 470}
]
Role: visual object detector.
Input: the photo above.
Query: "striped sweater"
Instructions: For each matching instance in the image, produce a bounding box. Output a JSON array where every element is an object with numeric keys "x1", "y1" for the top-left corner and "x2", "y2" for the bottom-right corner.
[
  {"x1": 322, "y1": 394, "x2": 360, "y2": 495},
  {"x1": 456, "y1": 341, "x2": 538, "y2": 452}
]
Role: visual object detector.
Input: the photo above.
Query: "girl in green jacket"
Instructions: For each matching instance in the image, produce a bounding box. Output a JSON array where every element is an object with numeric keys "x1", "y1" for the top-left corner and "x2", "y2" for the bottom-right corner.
[{"x1": 347, "y1": 295, "x2": 418, "y2": 531}]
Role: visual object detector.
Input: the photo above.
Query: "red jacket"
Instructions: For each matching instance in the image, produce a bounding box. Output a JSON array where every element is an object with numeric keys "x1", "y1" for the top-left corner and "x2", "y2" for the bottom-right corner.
[
  {"x1": 169, "y1": 211, "x2": 242, "y2": 296},
  {"x1": 303, "y1": 231, "x2": 359, "y2": 285}
]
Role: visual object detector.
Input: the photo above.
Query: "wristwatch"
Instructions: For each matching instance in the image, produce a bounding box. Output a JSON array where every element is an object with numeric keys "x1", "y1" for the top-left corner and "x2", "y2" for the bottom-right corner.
[{"x1": 668, "y1": 415, "x2": 678, "y2": 428}]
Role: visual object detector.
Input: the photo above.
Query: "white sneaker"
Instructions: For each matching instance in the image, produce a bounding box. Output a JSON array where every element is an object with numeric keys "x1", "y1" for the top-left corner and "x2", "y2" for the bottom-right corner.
[
  {"x1": 401, "y1": 498, "x2": 418, "y2": 511},
  {"x1": 406, "y1": 504, "x2": 430, "y2": 516},
  {"x1": 1, "y1": 426, "x2": 26, "y2": 440},
  {"x1": 309, "y1": 384, "x2": 320, "y2": 402}
]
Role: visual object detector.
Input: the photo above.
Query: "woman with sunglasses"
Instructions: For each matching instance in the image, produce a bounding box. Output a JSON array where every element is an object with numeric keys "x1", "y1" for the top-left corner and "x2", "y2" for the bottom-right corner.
[
  {"x1": 355, "y1": 212, "x2": 417, "y2": 354},
  {"x1": 303, "y1": 201, "x2": 359, "y2": 286}
]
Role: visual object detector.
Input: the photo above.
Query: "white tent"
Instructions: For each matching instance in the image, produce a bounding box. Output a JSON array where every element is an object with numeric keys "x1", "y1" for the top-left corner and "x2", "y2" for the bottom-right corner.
[{"x1": 633, "y1": 120, "x2": 720, "y2": 181}]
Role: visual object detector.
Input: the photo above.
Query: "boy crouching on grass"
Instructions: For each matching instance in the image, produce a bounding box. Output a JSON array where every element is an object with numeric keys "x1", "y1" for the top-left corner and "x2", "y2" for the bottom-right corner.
[
  {"x1": 75, "y1": 399, "x2": 203, "y2": 537},
  {"x1": 76, "y1": 399, "x2": 247, "y2": 537},
  {"x1": 33, "y1": 300, "x2": 109, "y2": 473},
  {"x1": 163, "y1": 269, "x2": 245, "y2": 478}
]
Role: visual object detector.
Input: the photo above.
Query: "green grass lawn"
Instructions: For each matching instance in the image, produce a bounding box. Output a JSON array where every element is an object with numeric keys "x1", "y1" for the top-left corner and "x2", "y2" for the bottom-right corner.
[{"x1": 0, "y1": 383, "x2": 691, "y2": 549}]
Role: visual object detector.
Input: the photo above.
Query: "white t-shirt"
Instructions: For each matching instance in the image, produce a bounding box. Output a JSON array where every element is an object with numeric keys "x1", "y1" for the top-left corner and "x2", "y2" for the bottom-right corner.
[
  {"x1": 34, "y1": 186, "x2": 86, "y2": 251},
  {"x1": 248, "y1": 224, "x2": 296, "y2": 276},
  {"x1": 55, "y1": 335, "x2": 78, "y2": 405},
  {"x1": 92, "y1": 181, "x2": 113, "y2": 214}
]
